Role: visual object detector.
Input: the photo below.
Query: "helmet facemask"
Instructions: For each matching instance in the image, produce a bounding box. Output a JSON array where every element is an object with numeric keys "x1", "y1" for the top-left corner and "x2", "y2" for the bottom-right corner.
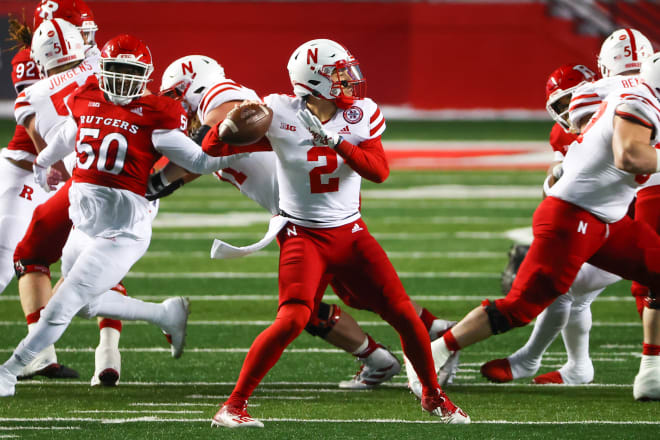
[
  {"x1": 321, "y1": 59, "x2": 366, "y2": 109},
  {"x1": 100, "y1": 58, "x2": 151, "y2": 105},
  {"x1": 546, "y1": 87, "x2": 577, "y2": 132}
]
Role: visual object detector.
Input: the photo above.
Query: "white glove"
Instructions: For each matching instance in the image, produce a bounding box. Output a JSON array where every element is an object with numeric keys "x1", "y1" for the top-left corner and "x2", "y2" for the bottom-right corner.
[
  {"x1": 32, "y1": 161, "x2": 52, "y2": 193},
  {"x1": 296, "y1": 108, "x2": 341, "y2": 148}
]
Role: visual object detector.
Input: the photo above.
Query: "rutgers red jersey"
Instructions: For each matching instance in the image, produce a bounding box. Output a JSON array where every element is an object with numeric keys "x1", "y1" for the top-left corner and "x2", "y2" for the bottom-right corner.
[
  {"x1": 548, "y1": 123, "x2": 578, "y2": 159},
  {"x1": 5, "y1": 49, "x2": 41, "y2": 158},
  {"x1": 67, "y1": 76, "x2": 186, "y2": 195}
]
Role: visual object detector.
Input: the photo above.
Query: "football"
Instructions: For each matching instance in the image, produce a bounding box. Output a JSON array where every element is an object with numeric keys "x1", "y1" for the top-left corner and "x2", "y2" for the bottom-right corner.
[{"x1": 217, "y1": 102, "x2": 273, "y2": 146}]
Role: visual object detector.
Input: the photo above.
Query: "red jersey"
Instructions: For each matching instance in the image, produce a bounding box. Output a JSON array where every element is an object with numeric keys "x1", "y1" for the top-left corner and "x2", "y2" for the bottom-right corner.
[
  {"x1": 67, "y1": 76, "x2": 186, "y2": 195},
  {"x1": 6, "y1": 125, "x2": 37, "y2": 156},
  {"x1": 548, "y1": 122, "x2": 578, "y2": 157},
  {"x1": 6, "y1": 49, "x2": 40, "y2": 156}
]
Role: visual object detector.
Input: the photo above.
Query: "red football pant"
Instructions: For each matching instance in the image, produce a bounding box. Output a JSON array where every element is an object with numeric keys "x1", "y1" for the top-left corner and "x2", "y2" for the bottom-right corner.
[
  {"x1": 631, "y1": 186, "x2": 660, "y2": 314},
  {"x1": 14, "y1": 180, "x2": 73, "y2": 268},
  {"x1": 497, "y1": 196, "x2": 660, "y2": 327},
  {"x1": 227, "y1": 219, "x2": 439, "y2": 405}
]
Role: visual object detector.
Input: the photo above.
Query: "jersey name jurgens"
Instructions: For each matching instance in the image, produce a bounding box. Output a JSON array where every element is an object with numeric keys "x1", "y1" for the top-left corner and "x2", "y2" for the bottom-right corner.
[
  {"x1": 14, "y1": 58, "x2": 98, "y2": 145},
  {"x1": 263, "y1": 94, "x2": 386, "y2": 228},
  {"x1": 548, "y1": 83, "x2": 660, "y2": 223}
]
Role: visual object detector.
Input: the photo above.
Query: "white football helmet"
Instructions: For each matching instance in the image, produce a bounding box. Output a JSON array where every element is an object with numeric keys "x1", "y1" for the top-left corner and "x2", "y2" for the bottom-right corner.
[
  {"x1": 160, "y1": 55, "x2": 225, "y2": 115},
  {"x1": 287, "y1": 39, "x2": 365, "y2": 109},
  {"x1": 598, "y1": 28, "x2": 653, "y2": 77},
  {"x1": 31, "y1": 18, "x2": 85, "y2": 78},
  {"x1": 640, "y1": 52, "x2": 660, "y2": 95}
]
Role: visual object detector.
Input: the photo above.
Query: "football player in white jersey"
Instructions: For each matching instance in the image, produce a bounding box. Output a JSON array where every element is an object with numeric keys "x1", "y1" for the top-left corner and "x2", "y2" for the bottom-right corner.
[
  {"x1": 429, "y1": 51, "x2": 660, "y2": 402},
  {"x1": 154, "y1": 55, "x2": 456, "y2": 390},
  {"x1": 482, "y1": 29, "x2": 656, "y2": 387},
  {"x1": 202, "y1": 39, "x2": 469, "y2": 428}
]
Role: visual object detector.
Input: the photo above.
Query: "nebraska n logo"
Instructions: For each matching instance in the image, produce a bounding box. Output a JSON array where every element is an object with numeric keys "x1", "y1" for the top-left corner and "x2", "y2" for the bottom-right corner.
[
  {"x1": 287, "y1": 225, "x2": 297, "y2": 237},
  {"x1": 577, "y1": 221, "x2": 588, "y2": 235},
  {"x1": 182, "y1": 60, "x2": 194, "y2": 75},
  {"x1": 307, "y1": 48, "x2": 318, "y2": 64}
]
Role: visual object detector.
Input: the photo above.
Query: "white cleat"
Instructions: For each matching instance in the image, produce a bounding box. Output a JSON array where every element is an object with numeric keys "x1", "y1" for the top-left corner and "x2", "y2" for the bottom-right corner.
[
  {"x1": 0, "y1": 366, "x2": 17, "y2": 397},
  {"x1": 211, "y1": 403, "x2": 264, "y2": 428},
  {"x1": 633, "y1": 355, "x2": 660, "y2": 401},
  {"x1": 161, "y1": 297, "x2": 190, "y2": 359},
  {"x1": 91, "y1": 346, "x2": 121, "y2": 387},
  {"x1": 339, "y1": 345, "x2": 401, "y2": 389},
  {"x1": 421, "y1": 387, "x2": 470, "y2": 424},
  {"x1": 18, "y1": 344, "x2": 56, "y2": 379}
]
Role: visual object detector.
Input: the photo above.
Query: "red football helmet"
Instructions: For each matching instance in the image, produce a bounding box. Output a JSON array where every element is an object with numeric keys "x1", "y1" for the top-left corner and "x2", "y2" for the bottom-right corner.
[
  {"x1": 11, "y1": 48, "x2": 40, "y2": 93},
  {"x1": 99, "y1": 34, "x2": 154, "y2": 105},
  {"x1": 545, "y1": 64, "x2": 596, "y2": 132},
  {"x1": 34, "y1": 0, "x2": 97, "y2": 45}
]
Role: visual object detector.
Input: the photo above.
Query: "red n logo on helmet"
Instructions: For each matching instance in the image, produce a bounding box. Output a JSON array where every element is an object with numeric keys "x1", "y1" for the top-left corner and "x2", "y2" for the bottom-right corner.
[
  {"x1": 307, "y1": 48, "x2": 318, "y2": 65},
  {"x1": 182, "y1": 61, "x2": 194, "y2": 75}
]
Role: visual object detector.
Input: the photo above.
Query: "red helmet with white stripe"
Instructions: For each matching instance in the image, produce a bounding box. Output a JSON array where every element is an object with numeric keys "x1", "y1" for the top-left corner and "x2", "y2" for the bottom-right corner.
[
  {"x1": 34, "y1": 0, "x2": 98, "y2": 45},
  {"x1": 11, "y1": 48, "x2": 40, "y2": 93},
  {"x1": 100, "y1": 34, "x2": 154, "y2": 105},
  {"x1": 31, "y1": 18, "x2": 85, "y2": 78},
  {"x1": 287, "y1": 39, "x2": 366, "y2": 109},
  {"x1": 160, "y1": 55, "x2": 226, "y2": 115},
  {"x1": 598, "y1": 29, "x2": 653, "y2": 77},
  {"x1": 545, "y1": 64, "x2": 596, "y2": 131}
]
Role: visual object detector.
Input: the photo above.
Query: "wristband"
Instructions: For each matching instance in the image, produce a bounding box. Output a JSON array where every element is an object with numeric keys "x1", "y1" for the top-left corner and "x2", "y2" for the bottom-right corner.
[
  {"x1": 192, "y1": 124, "x2": 212, "y2": 146},
  {"x1": 147, "y1": 171, "x2": 170, "y2": 194}
]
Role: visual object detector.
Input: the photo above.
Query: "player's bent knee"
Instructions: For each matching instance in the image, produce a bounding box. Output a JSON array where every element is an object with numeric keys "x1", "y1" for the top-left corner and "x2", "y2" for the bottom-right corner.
[
  {"x1": 482, "y1": 299, "x2": 513, "y2": 334},
  {"x1": 305, "y1": 302, "x2": 342, "y2": 338},
  {"x1": 647, "y1": 289, "x2": 660, "y2": 310}
]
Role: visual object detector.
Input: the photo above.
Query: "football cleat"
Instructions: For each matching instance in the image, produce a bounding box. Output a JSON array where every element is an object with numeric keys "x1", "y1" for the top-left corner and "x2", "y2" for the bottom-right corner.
[
  {"x1": 160, "y1": 297, "x2": 190, "y2": 359},
  {"x1": 91, "y1": 345, "x2": 121, "y2": 387},
  {"x1": 406, "y1": 339, "x2": 460, "y2": 399},
  {"x1": 533, "y1": 370, "x2": 564, "y2": 384},
  {"x1": 428, "y1": 319, "x2": 455, "y2": 342},
  {"x1": 501, "y1": 244, "x2": 530, "y2": 294},
  {"x1": 338, "y1": 345, "x2": 401, "y2": 389},
  {"x1": 211, "y1": 403, "x2": 264, "y2": 428},
  {"x1": 0, "y1": 366, "x2": 17, "y2": 397},
  {"x1": 18, "y1": 363, "x2": 79, "y2": 381},
  {"x1": 633, "y1": 355, "x2": 660, "y2": 401},
  {"x1": 481, "y1": 358, "x2": 514, "y2": 383},
  {"x1": 421, "y1": 388, "x2": 470, "y2": 424}
]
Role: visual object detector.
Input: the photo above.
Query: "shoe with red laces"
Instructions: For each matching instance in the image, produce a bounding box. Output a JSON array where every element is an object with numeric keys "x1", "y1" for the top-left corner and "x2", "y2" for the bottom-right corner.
[
  {"x1": 421, "y1": 388, "x2": 470, "y2": 424},
  {"x1": 480, "y1": 358, "x2": 514, "y2": 383},
  {"x1": 533, "y1": 370, "x2": 564, "y2": 384},
  {"x1": 211, "y1": 402, "x2": 264, "y2": 428}
]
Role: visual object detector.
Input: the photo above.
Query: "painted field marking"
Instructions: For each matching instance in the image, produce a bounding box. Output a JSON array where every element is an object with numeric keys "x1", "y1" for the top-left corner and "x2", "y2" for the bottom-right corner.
[
  {"x1": 139, "y1": 250, "x2": 506, "y2": 259},
  {"x1": 0, "y1": 417, "x2": 657, "y2": 425},
  {"x1": 73, "y1": 410, "x2": 204, "y2": 414},
  {"x1": 185, "y1": 395, "x2": 318, "y2": 400}
]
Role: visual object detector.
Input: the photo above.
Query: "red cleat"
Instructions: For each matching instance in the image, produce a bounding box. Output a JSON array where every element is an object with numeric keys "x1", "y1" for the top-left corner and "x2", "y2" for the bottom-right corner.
[
  {"x1": 533, "y1": 370, "x2": 564, "y2": 384},
  {"x1": 421, "y1": 388, "x2": 470, "y2": 424},
  {"x1": 480, "y1": 358, "x2": 513, "y2": 383}
]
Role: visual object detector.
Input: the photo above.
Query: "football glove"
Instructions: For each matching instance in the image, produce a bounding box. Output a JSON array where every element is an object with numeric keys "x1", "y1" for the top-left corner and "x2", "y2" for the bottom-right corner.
[
  {"x1": 296, "y1": 108, "x2": 342, "y2": 148},
  {"x1": 32, "y1": 161, "x2": 62, "y2": 193}
]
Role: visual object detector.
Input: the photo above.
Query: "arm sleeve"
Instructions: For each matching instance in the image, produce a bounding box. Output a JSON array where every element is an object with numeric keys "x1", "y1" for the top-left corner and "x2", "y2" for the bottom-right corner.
[
  {"x1": 35, "y1": 117, "x2": 78, "y2": 167},
  {"x1": 201, "y1": 119, "x2": 273, "y2": 156},
  {"x1": 334, "y1": 136, "x2": 390, "y2": 183},
  {"x1": 152, "y1": 128, "x2": 247, "y2": 174}
]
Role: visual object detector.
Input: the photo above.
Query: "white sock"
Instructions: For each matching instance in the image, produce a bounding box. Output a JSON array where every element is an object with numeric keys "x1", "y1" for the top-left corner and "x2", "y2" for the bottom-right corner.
[
  {"x1": 352, "y1": 336, "x2": 369, "y2": 356},
  {"x1": 508, "y1": 295, "x2": 572, "y2": 378},
  {"x1": 558, "y1": 303, "x2": 594, "y2": 383},
  {"x1": 92, "y1": 290, "x2": 166, "y2": 327},
  {"x1": 98, "y1": 327, "x2": 120, "y2": 349}
]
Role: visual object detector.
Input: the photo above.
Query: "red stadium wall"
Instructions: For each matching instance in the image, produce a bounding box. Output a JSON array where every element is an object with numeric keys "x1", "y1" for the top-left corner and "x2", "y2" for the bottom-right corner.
[{"x1": 0, "y1": 1, "x2": 603, "y2": 111}]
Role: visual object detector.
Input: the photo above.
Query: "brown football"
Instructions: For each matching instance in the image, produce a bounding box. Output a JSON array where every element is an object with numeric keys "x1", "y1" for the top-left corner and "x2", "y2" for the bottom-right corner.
[{"x1": 217, "y1": 102, "x2": 273, "y2": 146}]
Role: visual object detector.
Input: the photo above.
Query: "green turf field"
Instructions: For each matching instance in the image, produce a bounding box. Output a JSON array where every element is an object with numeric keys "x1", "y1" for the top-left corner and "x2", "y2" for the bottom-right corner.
[{"x1": 0, "y1": 119, "x2": 656, "y2": 439}]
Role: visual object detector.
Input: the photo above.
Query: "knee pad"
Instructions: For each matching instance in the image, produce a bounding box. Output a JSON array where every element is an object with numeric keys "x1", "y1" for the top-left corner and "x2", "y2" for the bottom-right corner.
[
  {"x1": 482, "y1": 299, "x2": 512, "y2": 335},
  {"x1": 304, "y1": 302, "x2": 342, "y2": 338},
  {"x1": 13, "y1": 259, "x2": 50, "y2": 280}
]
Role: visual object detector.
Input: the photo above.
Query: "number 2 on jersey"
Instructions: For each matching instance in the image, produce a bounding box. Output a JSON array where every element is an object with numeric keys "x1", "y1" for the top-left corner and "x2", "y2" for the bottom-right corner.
[{"x1": 308, "y1": 146, "x2": 339, "y2": 193}]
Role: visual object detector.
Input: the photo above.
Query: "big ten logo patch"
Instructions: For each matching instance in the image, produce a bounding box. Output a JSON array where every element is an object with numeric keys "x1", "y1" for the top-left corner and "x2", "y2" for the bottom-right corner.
[
  {"x1": 343, "y1": 106, "x2": 363, "y2": 124},
  {"x1": 19, "y1": 185, "x2": 34, "y2": 200}
]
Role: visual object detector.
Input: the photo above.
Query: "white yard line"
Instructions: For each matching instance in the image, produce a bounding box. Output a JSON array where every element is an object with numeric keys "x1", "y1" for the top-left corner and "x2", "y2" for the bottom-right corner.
[
  {"x1": 0, "y1": 417, "x2": 657, "y2": 425},
  {"x1": 119, "y1": 271, "x2": 501, "y2": 279},
  {"x1": 139, "y1": 250, "x2": 506, "y2": 259},
  {"x1": 150, "y1": 231, "x2": 516, "y2": 240}
]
